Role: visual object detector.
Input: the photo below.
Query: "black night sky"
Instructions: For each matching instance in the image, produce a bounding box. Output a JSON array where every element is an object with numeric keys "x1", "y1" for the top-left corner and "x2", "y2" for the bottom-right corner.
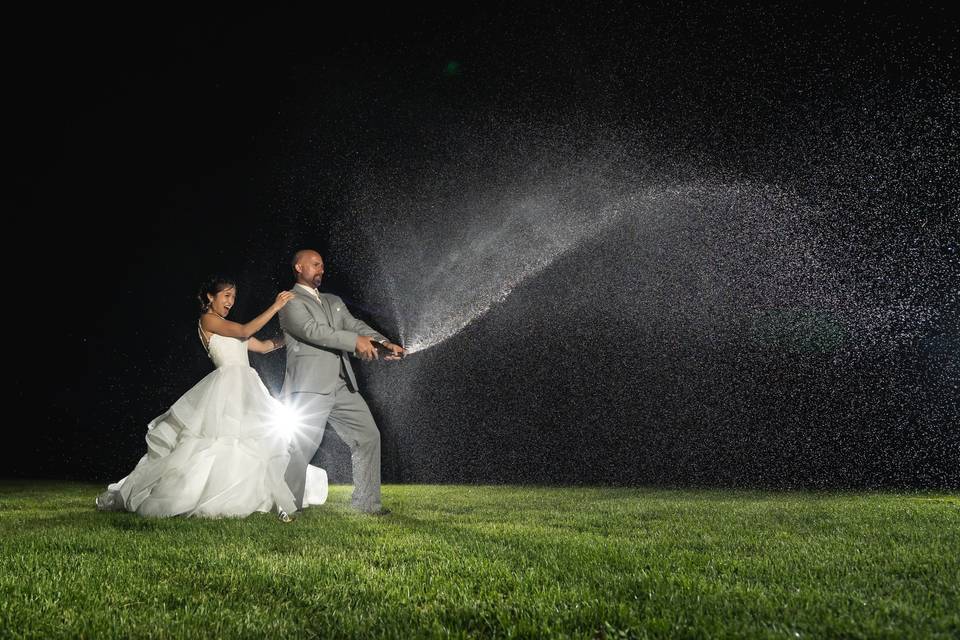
[{"x1": 8, "y1": 3, "x2": 958, "y2": 488}]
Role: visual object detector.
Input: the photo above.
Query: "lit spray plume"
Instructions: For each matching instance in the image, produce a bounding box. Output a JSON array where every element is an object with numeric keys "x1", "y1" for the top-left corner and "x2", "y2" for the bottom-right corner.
[{"x1": 346, "y1": 149, "x2": 947, "y2": 357}]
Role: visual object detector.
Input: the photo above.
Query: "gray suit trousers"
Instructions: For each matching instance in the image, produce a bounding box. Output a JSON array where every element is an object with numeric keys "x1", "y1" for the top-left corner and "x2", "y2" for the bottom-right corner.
[{"x1": 285, "y1": 379, "x2": 382, "y2": 512}]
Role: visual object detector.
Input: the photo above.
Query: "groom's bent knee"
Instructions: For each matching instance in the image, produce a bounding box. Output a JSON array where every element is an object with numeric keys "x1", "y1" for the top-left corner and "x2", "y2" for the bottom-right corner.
[{"x1": 357, "y1": 427, "x2": 380, "y2": 449}]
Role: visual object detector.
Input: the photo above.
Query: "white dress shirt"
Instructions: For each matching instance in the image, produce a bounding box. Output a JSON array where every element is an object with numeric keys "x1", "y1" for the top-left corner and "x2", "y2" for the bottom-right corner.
[{"x1": 296, "y1": 283, "x2": 322, "y2": 304}]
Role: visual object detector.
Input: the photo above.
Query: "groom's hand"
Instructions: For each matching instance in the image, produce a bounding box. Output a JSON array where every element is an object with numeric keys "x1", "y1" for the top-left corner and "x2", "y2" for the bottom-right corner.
[
  {"x1": 355, "y1": 335, "x2": 379, "y2": 361},
  {"x1": 383, "y1": 342, "x2": 406, "y2": 361}
]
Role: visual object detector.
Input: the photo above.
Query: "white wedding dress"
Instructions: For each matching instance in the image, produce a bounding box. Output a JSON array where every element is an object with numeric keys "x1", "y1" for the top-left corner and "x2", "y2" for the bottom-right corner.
[{"x1": 97, "y1": 328, "x2": 327, "y2": 518}]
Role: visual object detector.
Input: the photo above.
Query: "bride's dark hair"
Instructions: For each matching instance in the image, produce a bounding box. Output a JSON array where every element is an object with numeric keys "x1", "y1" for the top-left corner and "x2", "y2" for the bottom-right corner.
[{"x1": 198, "y1": 275, "x2": 238, "y2": 313}]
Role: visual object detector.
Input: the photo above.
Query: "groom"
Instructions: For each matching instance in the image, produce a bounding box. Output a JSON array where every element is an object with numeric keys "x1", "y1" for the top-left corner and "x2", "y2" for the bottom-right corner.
[{"x1": 279, "y1": 249, "x2": 404, "y2": 515}]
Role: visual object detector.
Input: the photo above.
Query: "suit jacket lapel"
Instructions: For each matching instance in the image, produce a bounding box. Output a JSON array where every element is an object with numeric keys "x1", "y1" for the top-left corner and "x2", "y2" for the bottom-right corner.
[
  {"x1": 317, "y1": 293, "x2": 335, "y2": 326},
  {"x1": 292, "y1": 288, "x2": 332, "y2": 327}
]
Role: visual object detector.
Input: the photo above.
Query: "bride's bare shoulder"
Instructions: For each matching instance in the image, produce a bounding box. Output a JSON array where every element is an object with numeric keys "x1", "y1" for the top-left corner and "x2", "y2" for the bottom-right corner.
[{"x1": 199, "y1": 313, "x2": 217, "y2": 332}]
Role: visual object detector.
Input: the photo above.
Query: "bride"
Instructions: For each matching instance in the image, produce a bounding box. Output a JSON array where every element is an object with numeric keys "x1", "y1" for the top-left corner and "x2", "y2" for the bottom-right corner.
[{"x1": 96, "y1": 276, "x2": 327, "y2": 521}]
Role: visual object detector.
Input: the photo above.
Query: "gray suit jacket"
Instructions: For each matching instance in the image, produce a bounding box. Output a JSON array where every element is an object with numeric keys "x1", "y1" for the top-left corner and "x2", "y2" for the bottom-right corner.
[{"x1": 279, "y1": 287, "x2": 387, "y2": 395}]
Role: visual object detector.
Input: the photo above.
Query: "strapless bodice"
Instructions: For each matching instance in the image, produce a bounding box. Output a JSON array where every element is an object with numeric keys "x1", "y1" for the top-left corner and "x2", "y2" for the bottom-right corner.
[{"x1": 207, "y1": 333, "x2": 250, "y2": 368}]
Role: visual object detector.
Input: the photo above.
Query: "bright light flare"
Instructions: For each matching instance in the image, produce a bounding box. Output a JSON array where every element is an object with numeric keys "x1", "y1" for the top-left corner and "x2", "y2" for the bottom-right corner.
[{"x1": 269, "y1": 403, "x2": 305, "y2": 437}]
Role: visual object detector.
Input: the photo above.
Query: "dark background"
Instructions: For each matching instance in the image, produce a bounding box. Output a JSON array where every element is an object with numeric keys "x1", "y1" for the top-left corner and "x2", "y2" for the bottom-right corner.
[{"x1": 7, "y1": 3, "x2": 958, "y2": 488}]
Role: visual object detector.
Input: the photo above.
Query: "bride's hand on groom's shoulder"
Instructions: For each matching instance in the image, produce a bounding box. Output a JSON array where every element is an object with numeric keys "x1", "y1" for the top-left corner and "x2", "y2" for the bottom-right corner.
[{"x1": 272, "y1": 291, "x2": 295, "y2": 311}]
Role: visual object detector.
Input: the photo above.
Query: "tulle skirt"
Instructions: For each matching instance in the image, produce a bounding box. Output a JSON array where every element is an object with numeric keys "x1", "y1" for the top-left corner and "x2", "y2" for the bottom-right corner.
[{"x1": 98, "y1": 365, "x2": 325, "y2": 518}]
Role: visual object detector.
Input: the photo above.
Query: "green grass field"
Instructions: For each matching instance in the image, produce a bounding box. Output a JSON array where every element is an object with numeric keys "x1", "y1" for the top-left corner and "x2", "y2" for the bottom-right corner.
[{"x1": 1, "y1": 482, "x2": 957, "y2": 639}]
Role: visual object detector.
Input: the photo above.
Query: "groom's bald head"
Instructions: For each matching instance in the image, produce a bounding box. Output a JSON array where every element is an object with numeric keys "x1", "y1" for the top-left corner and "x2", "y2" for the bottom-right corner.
[
  {"x1": 291, "y1": 249, "x2": 321, "y2": 272},
  {"x1": 292, "y1": 249, "x2": 325, "y2": 288}
]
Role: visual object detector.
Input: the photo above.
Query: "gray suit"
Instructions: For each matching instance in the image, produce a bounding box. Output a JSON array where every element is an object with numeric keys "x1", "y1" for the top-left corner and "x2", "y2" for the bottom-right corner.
[{"x1": 279, "y1": 286, "x2": 388, "y2": 512}]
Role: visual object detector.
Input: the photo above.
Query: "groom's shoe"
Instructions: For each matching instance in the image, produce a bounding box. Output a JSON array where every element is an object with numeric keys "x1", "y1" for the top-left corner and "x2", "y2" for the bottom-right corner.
[{"x1": 95, "y1": 491, "x2": 122, "y2": 512}]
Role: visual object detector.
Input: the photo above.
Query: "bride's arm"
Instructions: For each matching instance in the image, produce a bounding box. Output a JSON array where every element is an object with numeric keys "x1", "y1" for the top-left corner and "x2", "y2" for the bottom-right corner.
[
  {"x1": 247, "y1": 336, "x2": 284, "y2": 353},
  {"x1": 201, "y1": 292, "x2": 294, "y2": 339}
]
